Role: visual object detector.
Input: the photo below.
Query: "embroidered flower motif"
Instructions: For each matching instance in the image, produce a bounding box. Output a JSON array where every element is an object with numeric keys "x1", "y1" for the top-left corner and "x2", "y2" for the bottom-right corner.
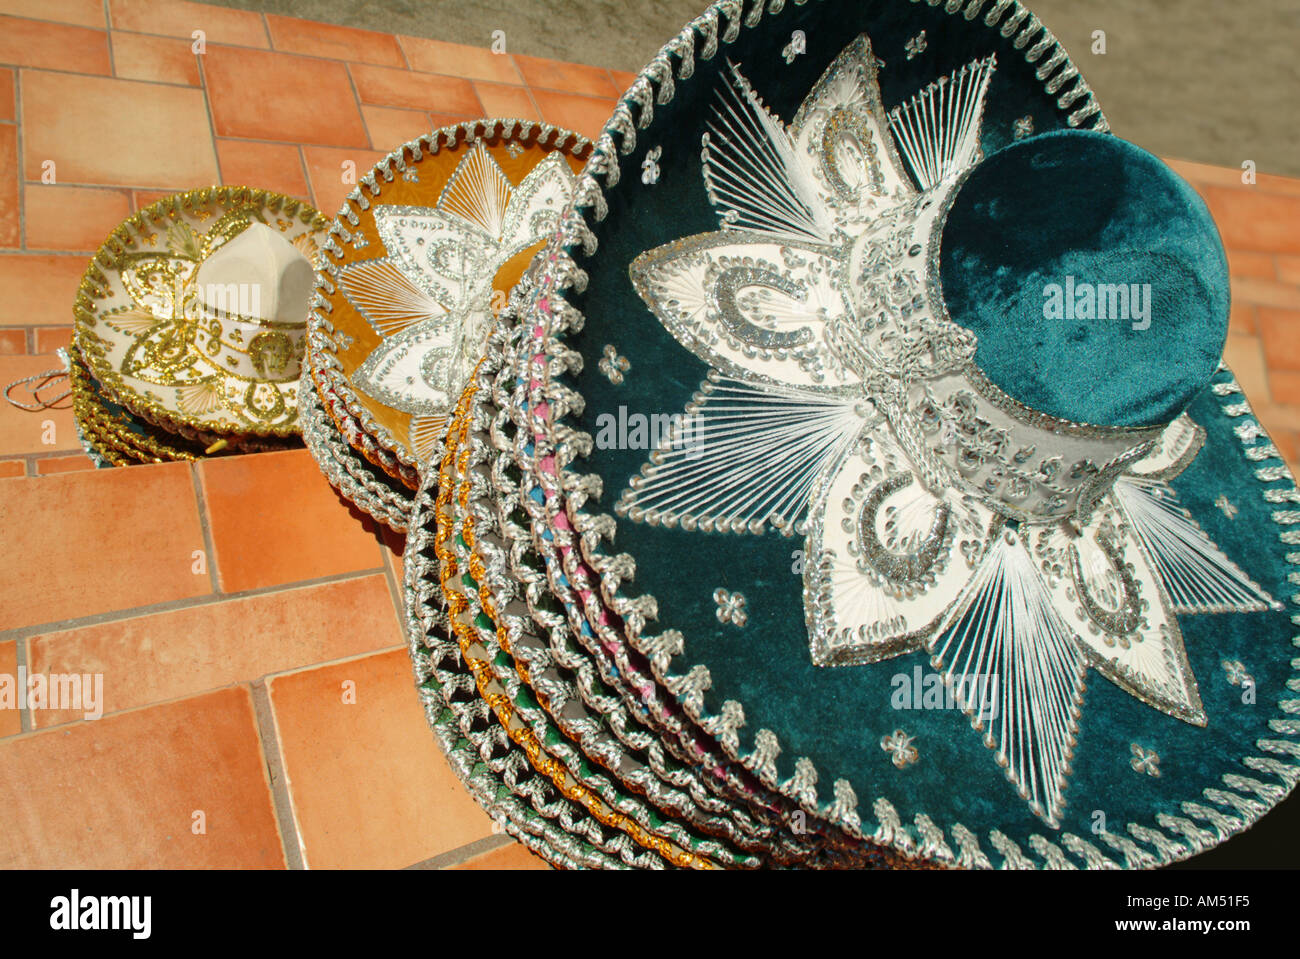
[
  {"x1": 338, "y1": 140, "x2": 575, "y2": 464},
  {"x1": 506, "y1": 142, "x2": 524, "y2": 159},
  {"x1": 1130, "y1": 743, "x2": 1161, "y2": 777},
  {"x1": 623, "y1": 33, "x2": 1277, "y2": 825},
  {"x1": 641, "y1": 146, "x2": 662, "y2": 186},
  {"x1": 714, "y1": 588, "x2": 749, "y2": 627},
  {"x1": 598, "y1": 344, "x2": 629, "y2": 384},
  {"x1": 1013, "y1": 115, "x2": 1035, "y2": 140},
  {"x1": 1215, "y1": 495, "x2": 1239, "y2": 519},
  {"x1": 782, "y1": 29, "x2": 806, "y2": 64},
  {"x1": 1222, "y1": 658, "x2": 1253, "y2": 687},
  {"x1": 904, "y1": 30, "x2": 927, "y2": 60},
  {"x1": 881, "y1": 729, "x2": 919, "y2": 768}
]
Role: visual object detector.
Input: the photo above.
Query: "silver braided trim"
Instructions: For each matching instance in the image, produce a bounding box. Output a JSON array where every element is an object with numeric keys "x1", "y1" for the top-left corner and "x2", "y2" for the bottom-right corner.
[
  {"x1": 299, "y1": 369, "x2": 412, "y2": 532},
  {"x1": 403, "y1": 479, "x2": 658, "y2": 869},
  {"x1": 504, "y1": 0, "x2": 1300, "y2": 868},
  {"x1": 488, "y1": 321, "x2": 862, "y2": 864},
  {"x1": 442, "y1": 363, "x2": 764, "y2": 866}
]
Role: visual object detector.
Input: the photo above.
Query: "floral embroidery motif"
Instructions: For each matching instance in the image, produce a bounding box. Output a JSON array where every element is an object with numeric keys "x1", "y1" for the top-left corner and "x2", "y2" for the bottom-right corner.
[
  {"x1": 1222, "y1": 658, "x2": 1254, "y2": 687},
  {"x1": 904, "y1": 30, "x2": 927, "y2": 60},
  {"x1": 598, "y1": 344, "x2": 629, "y2": 384},
  {"x1": 1130, "y1": 743, "x2": 1161, "y2": 777},
  {"x1": 1013, "y1": 115, "x2": 1035, "y2": 140},
  {"x1": 713, "y1": 588, "x2": 749, "y2": 627},
  {"x1": 641, "y1": 146, "x2": 662, "y2": 185},
  {"x1": 1215, "y1": 495, "x2": 1239, "y2": 519},
  {"x1": 623, "y1": 33, "x2": 1276, "y2": 826},
  {"x1": 782, "y1": 29, "x2": 806, "y2": 64},
  {"x1": 881, "y1": 729, "x2": 919, "y2": 768}
]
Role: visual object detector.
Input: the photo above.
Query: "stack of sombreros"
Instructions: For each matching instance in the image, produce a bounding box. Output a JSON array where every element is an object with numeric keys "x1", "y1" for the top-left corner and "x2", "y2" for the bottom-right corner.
[
  {"x1": 307, "y1": 0, "x2": 1300, "y2": 868},
  {"x1": 68, "y1": 187, "x2": 329, "y2": 465}
]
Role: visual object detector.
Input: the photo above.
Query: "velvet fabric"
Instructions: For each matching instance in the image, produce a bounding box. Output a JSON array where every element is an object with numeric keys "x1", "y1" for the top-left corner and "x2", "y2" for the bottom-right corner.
[
  {"x1": 939, "y1": 130, "x2": 1230, "y2": 428},
  {"x1": 555, "y1": 0, "x2": 1295, "y2": 854}
]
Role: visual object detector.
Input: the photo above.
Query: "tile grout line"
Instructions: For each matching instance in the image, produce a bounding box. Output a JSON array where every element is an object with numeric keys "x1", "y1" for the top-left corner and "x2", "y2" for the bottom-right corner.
[
  {"x1": 0, "y1": 565, "x2": 388, "y2": 645},
  {"x1": 342, "y1": 62, "x2": 372, "y2": 152},
  {"x1": 374, "y1": 524, "x2": 406, "y2": 635},
  {"x1": 249, "y1": 679, "x2": 308, "y2": 870},
  {"x1": 194, "y1": 44, "x2": 222, "y2": 183},
  {"x1": 4, "y1": 642, "x2": 407, "y2": 743},
  {"x1": 405, "y1": 833, "x2": 515, "y2": 870},
  {"x1": 14, "y1": 627, "x2": 31, "y2": 733},
  {"x1": 188, "y1": 462, "x2": 223, "y2": 595}
]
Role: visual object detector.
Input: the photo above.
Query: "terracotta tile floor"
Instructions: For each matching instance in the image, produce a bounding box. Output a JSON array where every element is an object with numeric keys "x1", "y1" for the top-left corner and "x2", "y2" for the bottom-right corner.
[{"x1": 0, "y1": 0, "x2": 1297, "y2": 870}]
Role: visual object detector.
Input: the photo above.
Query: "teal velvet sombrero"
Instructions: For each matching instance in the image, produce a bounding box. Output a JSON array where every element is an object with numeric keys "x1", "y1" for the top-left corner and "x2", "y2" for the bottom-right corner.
[{"x1": 509, "y1": 0, "x2": 1300, "y2": 867}]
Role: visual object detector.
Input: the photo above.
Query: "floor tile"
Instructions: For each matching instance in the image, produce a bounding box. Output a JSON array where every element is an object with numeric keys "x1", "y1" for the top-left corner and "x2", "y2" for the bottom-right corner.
[
  {"x1": 1267, "y1": 370, "x2": 1300, "y2": 407},
  {"x1": 472, "y1": 81, "x2": 539, "y2": 122},
  {"x1": 452, "y1": 841, "x2": 550, "y2": 870},
  {"x1": 0, "y1": 461, "x2": 209, "y2": 630},
  {"x1": 266, "y1": 13, "x2": 404, "y2": 67},
  {"x1": 198, "y1": 448, "x2": 384, "y2": 593},
  {"x1": 0, "y1": 124, "x2": 16, "y2": 249},
  {"x1": 21, "y1": 69, "x2": 217, "y2": 188},
  {"x1": 1226, "y1": 249, "x2": 1275, "y2": 279},
  {"x1": 531, "y1": 89, "x2": 616, "y2": 141},
  {"x1": 1222, "y1": 332, "x2": 1270, "y2": 402},
  {"x1": 1257, "y1": 307, "x2": 1300, "y2": 371},
  {"x1": 513, "y1": 53, "x2": 618, "y2": 98},
  {"x1": 0, "y1": 459, "x2": 25, "y2": 478},
  {"x1": 0, "y1": 15, "x2": 111, "y2": 75},
  {"x1": 33, "y1": 452, "x2": 94, "y2": 474},
  {"x1": 0, "y1": 329, "x2": 24, "y2": 354},
  {"x1": 0, "y1": 0, "x2": 105, "y2": 28},
  {"x1": 1202, "y1": 187, "x2": 1300, "y2": 254},
  {"x1": 1231, "y1": 276, "x2": 1300, "y2": 311},
  {"x1": 608, "y1": 68, "x2": 638, "y2": 94},
  {"x1": 398, "y1": 35, "x2": 521, "y2": 85},
  {"x1": 0, "y1": 687, "x2": 284, "y2": 868},
  {"x1": 0, "y1": 640, "x2": 19, "y2": 737},
  {"x1": 23, "y1": 184, "x2": 130, "y2": 251},
  {"x1": 0, "y1": 353, "x2": 78, "y2": 457},
  {"x1": 27, "y1": 574, "x2": 401, "y2": 727},
  {"x1": 109, "y1": 0, "x2": 268, "y2": 48},
  {"x1": 33, "y1": 326, "x2": 72, "y2": 353},
  {"x1": 215, "y1": 139, "x2": 309, "y2": 201},
  {"x1": 0, "y1": 254, "x2": 90, "y2": 326},
  {"x1": 268, "y1": 648, "x2": 495, "y2": 868},
  {"x1": 1229, "y1": 300, "x2": 1257, "y2": 336},
  {"x1": 350, "y1": 62, "x2": 481, "y2": 116},
  {"x1": 203, "y1": 45, "x2": 368, "y2": 148},
  {"x1": 301, "y1": 145, "x2": 386, "y2": 217},
  {"x1": 361, "y1": 105, "x2": 436, "y2": 151},
  {"x1": 0, "y1": 67, "x2": 14, "y2": 121},
  {"x1": 379, "y1": 524, "x2": 403, "y2": 587},
  {"x1": 111, "y1": 31, "x2": 201, "y2": 86},
  {"x1": 1276, "y1": 255, "x2": 1300, "y2": 286}
]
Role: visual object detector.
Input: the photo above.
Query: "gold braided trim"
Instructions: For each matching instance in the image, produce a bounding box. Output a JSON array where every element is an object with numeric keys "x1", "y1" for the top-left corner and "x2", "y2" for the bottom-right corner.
[
  {"x1": 433, "y1": 373, "x2": 717, "y2": 870},
  {"x1": 69, "y1": 358, "x2": 203, "y2": 464}
]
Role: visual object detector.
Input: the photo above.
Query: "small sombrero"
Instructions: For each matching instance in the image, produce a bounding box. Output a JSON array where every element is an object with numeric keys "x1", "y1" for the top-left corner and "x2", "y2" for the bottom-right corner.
[
  {"x1": 490, "y1": 0, "x2": 1300, "y2": 868},
  {"x1": 304, "y1": 118, "x2": 591, "y2": 530},
  {"x1": 73, "y1": 188, "x2": 328, "y2": 452}
]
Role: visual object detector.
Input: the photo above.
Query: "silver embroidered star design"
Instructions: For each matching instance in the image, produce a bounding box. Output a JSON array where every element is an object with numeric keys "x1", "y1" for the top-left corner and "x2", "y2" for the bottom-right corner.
[
  {"x1": 881, "y1": 729, "x2": 918, "y2": 768},
  {"x1": 597, "y1": 344, "x2": 629, "y2": 384},
  {"x1": 338, "y1": 141, "x2": 575, "y2": 464},
  {"x1": 622, "y1": 33, "x2": 1278, "y2": 826},
  {"x1": 1013, "y1": 115, "x2": 1035, "y2": 139},
  {"x1": 713, "y1": 588, "x2": 748, "y2": 627},
  {"x1": 1130, "y1": 744, "x2": 1161, "y2": 777}
]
